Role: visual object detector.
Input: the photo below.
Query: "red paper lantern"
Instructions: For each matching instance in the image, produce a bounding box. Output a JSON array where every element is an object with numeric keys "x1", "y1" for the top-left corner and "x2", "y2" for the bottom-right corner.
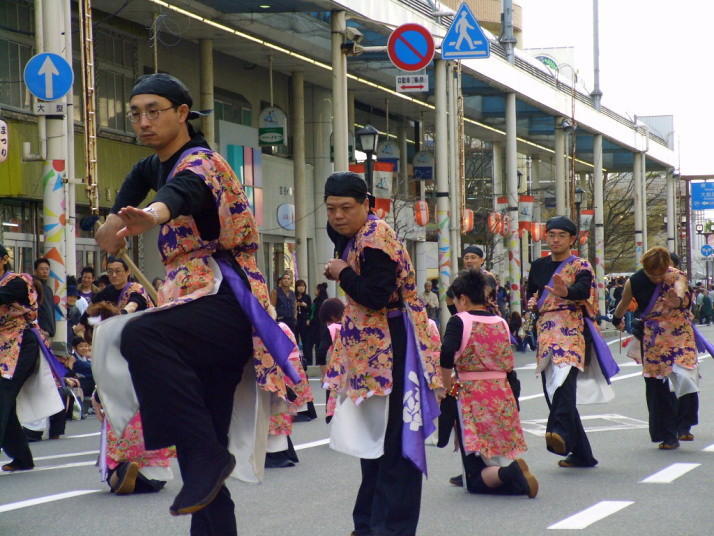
[
  {"x1": 487, "y1": 212, "x2": 502, "y2": 234},
  {"x1": 531, "y1": 222, "x2": 544, "y2": 242},
  {"x1": 373, "y1": 198, "x2": 391, "y2": 219},
  {"x1": 461, "y1": 209, "x2": 474, "y2": 233},
  {"x1": 500, "y1": 215, "x2": 510, "y2": 237},
  {"x1": 579, "y1": 230, "x2": 589, "y2": 245},
  {"x1": 414, "y1": 200, "x2": 429, "y2": 226}
]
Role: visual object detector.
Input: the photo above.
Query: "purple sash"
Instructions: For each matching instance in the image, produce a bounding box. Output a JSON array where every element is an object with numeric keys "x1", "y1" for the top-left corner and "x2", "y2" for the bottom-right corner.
[
  {"x1": 401, "y1": 310, "x2": 440, "y2": 476},
  {"x1": 216, "y1": 259, "x2": 300, "y2": 384},
  {"x1": 117, "y1": 282, "x2": 132, "y2": 309},
  {"x1": 167, "y1": 146, "x2": 211, "y2": 178},
  {"x1": 29, "y1": 327, "x2": 69, "y2": 382},
  {"x1": 583, "y1": 318, "x2": 619, "y2": 382},
  {"x1": 536, "y1": 255, "x2": 576, "y2": 310},
  {"x1": 641, "y1": 283, "x2": 663, "y2": 318}
]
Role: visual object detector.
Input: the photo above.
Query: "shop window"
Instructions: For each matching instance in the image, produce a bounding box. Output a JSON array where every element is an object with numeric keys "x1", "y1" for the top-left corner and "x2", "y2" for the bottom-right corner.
[
  {"x1": 93, "y1": 29, "x2": 137, "y2": 134},
  {"x1": 0, "y1": 37, "x2": 33, "y2": 112},
  {"x1": 214, "y1": 89, "x2": 252, "y2": 127}
]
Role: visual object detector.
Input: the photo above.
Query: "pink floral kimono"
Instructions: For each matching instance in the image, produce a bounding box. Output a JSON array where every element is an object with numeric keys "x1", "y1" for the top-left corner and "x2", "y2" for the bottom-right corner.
[{"x1": 454, "y1": 312, "x2": 526, "y2": 460}]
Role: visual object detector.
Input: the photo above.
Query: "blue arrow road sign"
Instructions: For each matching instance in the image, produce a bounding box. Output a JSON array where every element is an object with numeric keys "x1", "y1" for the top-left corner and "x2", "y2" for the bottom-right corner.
[
  {"x1": 23, "y1": 53, "x2": 74, "y2": 101},
  {"x1": 702, "y1": 245, "x2": 713, "y2": 257},
  {"x1": 442, "y1": 2, "x2": 490, "y2": 60}
]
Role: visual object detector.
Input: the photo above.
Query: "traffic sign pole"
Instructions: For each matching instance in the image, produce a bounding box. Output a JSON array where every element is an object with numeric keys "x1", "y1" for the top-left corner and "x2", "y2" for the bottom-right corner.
[{"x1": 37, "y1": 0, "x2": 68, "y2": 351}]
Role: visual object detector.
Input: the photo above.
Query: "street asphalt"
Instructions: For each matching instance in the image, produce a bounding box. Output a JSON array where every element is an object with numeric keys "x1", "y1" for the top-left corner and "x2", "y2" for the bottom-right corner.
[{"x1": 3, "y1": 326, "x2": 714, "y2": 535}]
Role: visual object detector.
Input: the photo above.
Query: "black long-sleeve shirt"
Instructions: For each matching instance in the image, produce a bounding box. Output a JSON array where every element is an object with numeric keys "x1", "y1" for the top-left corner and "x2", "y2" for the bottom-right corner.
[
  {"x1": 440, "y1": 310, "x2": 495, "y2": 369},
  {"x1": 526, "y1": 256, "x2": 593, "y2": 303},
  {"x1": 111, "y1": 136, "x2": 220, "y2": 241},
  {"x1": 315, "y1": 323, "x2": 333, "y2": 366},
  {"x1": 92, "y1": 284, "x2": 148, "y2": 311}
]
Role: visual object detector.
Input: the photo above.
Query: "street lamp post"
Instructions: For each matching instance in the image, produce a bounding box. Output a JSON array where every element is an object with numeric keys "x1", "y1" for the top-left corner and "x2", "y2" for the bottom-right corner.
[
  {"x1": 574, "y1": 186, "x2": 584, "y2": 255},
  {"x1": 356, "y1": 124, "x2": 379, "y2": 193}
]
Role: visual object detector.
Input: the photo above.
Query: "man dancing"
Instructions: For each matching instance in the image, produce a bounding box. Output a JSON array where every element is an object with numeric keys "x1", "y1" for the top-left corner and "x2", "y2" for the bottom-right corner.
[
  {"x1": 322, "y1": 172, "x2": 441, "y2": 536},
  {"x1": 526, "y1": 216, "x2": 618, "y2": 468},
  {"x1": 94, "y1": 73, "x2": 298, "y2": 535}
]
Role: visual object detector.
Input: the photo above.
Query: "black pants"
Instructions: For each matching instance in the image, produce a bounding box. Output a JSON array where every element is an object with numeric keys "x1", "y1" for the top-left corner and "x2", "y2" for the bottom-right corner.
[
  {"x1": 542, "y1": 367, "x2": 597, "y2": 465},
  {"x1": 121, "y1": 282, "x2": 252, "y2": 536},
  {"x1": 644, "y1": 377, "x2": 699, "y2": 444},
  {"x1": 352, "y1": 317, "x2": 422, "y2": 536},
  {"x1": 297, "y1": 321, "x2": 313, "y2": 366},
  {"x1": 0, "y1": 329, "x2": 39, "y2": 466}
]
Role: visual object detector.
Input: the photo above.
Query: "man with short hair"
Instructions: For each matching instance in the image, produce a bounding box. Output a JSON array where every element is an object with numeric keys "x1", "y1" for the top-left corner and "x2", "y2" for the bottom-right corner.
[
  {"x1": 526, "y1": 216, "x2": 618, "y2": 469},
  {"x1": 89, "y1": 257, "x2": 152, "y2": 315},
  {"x1": 322, "y1": 171, "x2": 441, "y2": 536},
  {"x1": 94, "y1": 73, "x2": 298, "y2": 534},
  {"x1": 33, "y1": 258, "x2": 55, "y2": 338},
  {"x1": 448, "y1": 246, "x2": 498, "y2": 315}
]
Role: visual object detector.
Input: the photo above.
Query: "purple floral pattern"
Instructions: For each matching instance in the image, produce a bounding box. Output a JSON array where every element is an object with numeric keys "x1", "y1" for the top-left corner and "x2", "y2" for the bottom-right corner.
[
  {"x1": 0, "y1": 273, "x2": 37, "y2": 379},
  {"x1": 323, "y1": 217, "x2": 442, "y2": 403}
]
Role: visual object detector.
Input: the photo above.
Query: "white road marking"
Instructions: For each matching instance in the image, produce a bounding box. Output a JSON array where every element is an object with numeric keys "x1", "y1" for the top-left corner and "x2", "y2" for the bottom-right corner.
[
  {"x1": 294, "y1": 438, "x2": 330, "y2": 450},
  {"x1": 0, "y1": 489, "x2": 101, "y2": 513},
  {"x1": 702, "y1": 443, "x2": 714, "y2": 452},
  {"x1": 522, "y1": 414, "x2": 648, "y2": 436},
  {"x1": 0, "y1": 460, "x2": 95, "y2": 476},
  {"x1": 548, "y1": 500, "x2": 634, "y2": 530},
  {"x1": 640, "y1": 463, "x2": 700, "y2": 483},
  {"x1": 0, "y1": 450, "x2": 98, "y2": 465},
  {"x1": 64, "y1": 432, "x2": 100, "y2": 439}
]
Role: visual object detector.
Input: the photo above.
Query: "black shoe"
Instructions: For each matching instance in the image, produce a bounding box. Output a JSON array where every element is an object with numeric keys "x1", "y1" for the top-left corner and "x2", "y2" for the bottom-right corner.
[
  {"x1": 109, "y1": 461, "x2": 139, "y2": 494},
  {"x1": 511, "y1": 459, "x2": 538, "y2": 498},
  {"x1": 170, "y1": 452, "x2": 236, "y2": 516},
  {"x1": 1, "y1": 460, "x2": 34, "y2": 472},
  {"x1": 23, "y1": 427, "x2": 43, "y2": 442},
  {"x1": 265, "y1": 451, "x2": 295, "y2": 468},
  {"x1": 293, "y1": 413, "x2": 313, "y2": 423},
  {"x1": 449, "y1": 474, "x2": 463, "y2": 487},
  {"x1": 658, "y1": 441, "x2": 680, "y2": 450},
  {"x1": 558, "y1": 455, "x2": 598, "y2": 468}
]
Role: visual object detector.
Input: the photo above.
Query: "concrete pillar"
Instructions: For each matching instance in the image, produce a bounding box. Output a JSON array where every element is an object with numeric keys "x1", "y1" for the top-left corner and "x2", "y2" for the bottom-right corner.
[
  {"x1": 492, "y1": 143, "x2": 505, "y2": 281},
  {"x1": 331, "y1": 11, "x2": 348, "y2": 171},
  {"x1": 531, "y1": 158, "x2": 542, "y2": 259},
  {"x1": 41, "y1": 0, "x2": 67, "y2": 347},
  {"x1": 555, "y1": 119, "x2": 567, "y2": 215},
  {"x1": 666, "y1": 169, "x2": 676, "y2": 253},
  {"x1": 505, "y1": 93, "x2": 521, "y2": 313},
  {"x1": 292, "y1": 72, "x2": 308, "y2": 285},
  {"x1": 641, "y1": 153, "x2": 648, "y2": 252},
  {"x1": 593, "y1": 134, "x2": 606, "y2": 313},
  {"x1": 63, "y1": 0, "x2": 76, "y2": 279},
  {"x1": 199, "y1": 40, "x2": 215, "y2": 149},
  {"x1": 398, "y1": 120, "x2": 408, "y2": 196},
  {"x1": 435, "y1": 60, "x2": 451, "y2": 328},
  {"x1": 633, "y1": 152, "x2": 644, "y2": 265},
  {"x1": 308, "y1": 87, "x2": 336, "y2": 295},
  {"x1": 447, "y1": 63, "x2": 459, "y2": 276}
]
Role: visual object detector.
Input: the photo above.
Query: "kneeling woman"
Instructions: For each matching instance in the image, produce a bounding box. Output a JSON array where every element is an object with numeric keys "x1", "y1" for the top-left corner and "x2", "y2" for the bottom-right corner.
[{"x1": 440, "y1": 269, "x2": 538, "y2": 498}]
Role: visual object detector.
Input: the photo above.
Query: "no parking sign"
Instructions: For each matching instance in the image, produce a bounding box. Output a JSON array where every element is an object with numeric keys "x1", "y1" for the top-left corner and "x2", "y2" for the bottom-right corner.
[{"x1": 387, "y1": 24, "x2": 435, "y2": 72}]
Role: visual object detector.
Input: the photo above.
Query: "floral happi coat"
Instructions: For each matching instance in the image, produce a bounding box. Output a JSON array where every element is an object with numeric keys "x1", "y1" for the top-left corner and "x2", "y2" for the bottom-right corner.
[
  {"x1": 323, "y1": 217, "x2": 442, "y2": 403},
  {"x1": 105, "y1": 281, "x2": 173, "y2": 471},
  {"x1": 0, "y1": 273, "x2": 38, "y2": 379},
  {"x1": 536, "y1": 257, "x2": 598, "y2": 372},
  {"x1": 641, "y1": 267, "x2": 697, "y2": 379},
  {"x1": 454, "y1": 312, "x2": 526, "y2": 459},
  {"x1": 269, "y1": 323, "x2": 313, "y2": 437},
  {"x1": 155, "y1": 147, "x2": 292, "y2": 401}
]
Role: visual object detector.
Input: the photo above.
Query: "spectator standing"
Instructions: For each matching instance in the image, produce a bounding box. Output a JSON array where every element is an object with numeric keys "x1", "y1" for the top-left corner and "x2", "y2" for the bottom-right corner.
[
  {"x1": 421, "y1": 280, "x2": 440, "y2": 324},
  {"x1": 271, "y1": 271, "x2": 297, "y2": 335},
  {"x1": 78, "y1": 266, "x2": 96, "y2": 304},
  {"x1": 294, "y1": 279, "x2": 312, "y2": 364},
  {"x1": 33, "y1": 258, "x2": 55, "y2": 338}
]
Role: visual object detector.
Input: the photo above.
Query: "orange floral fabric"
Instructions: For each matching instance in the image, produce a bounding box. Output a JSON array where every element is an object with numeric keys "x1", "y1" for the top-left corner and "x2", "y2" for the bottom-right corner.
[
  {"x1": 536, "y1": 257, "x2": 598, "y2": 371},
  {"x1": 0, "y1": 273, "x2": 38, "y2": 379},
  {"x1": 324, "y1": 217, "x2": 442, "y2": 403},
  {"x1": 106, "y1": 413, "x2": 175, "y2": 470},
  {"x1": 156, "y1": 148, "x2": 290, "y2": 400},
  {"x1": 642, "y1": 267, "x2": 697, "y2": 378}
]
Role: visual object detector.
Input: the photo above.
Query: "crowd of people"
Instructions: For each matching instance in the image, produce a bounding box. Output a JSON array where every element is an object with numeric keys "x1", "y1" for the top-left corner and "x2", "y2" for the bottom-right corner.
[{"x1": 0, "y1": 73, "x2": 711, "y2": 536}]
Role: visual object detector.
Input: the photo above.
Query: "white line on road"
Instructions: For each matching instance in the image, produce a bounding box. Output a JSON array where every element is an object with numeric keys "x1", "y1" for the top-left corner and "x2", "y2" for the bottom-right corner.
[
  {"x1": 64, "y1": 432, "x2": 101, "y2": 439},
  {"x1": 0, "y1": 460, "x2": 95, "y2": 476},
  {"x1": 0, "y1": 489, "x2": 101, "y2": 513},
  {"x1": 548, "y1": 500, "x2": 634, "y2": 530},
  {"x1": 640, "y1": 463, "x2": 700, "y2": 483},
  {"x1": 294, "y1": 438, "x2": 330, "y2": 450},
  {"x1": 0, "y1": 450, "x2": 98, "y2": 465},
  {"x1": 702, "y1": 443, "x2": 714, "y2": 452}
]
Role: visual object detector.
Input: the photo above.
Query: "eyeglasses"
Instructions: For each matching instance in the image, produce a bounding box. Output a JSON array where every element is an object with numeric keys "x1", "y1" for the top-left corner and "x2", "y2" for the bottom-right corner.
[{"x1": 126, "y1": 106, "x2": 176, "y2": 123}]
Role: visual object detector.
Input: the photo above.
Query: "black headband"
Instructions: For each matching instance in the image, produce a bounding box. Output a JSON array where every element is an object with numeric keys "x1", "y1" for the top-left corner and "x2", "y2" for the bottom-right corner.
[
  {"x1": 546, "y1": 216, "x2": 577, "y2": 235},
  {"x1": 463, "y1": 246, "x2": 484, "y2": 257},
  {"x1": 324, "y1": 171, "x2": 369, "y2": 200},
  {"x1": 130, "y1": 73, "x2": 211, "y2": 120}
]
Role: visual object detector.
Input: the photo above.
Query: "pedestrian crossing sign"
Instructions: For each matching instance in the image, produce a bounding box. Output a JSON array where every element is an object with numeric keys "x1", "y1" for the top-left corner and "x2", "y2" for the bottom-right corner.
[{"x1": 441, "y1": 2, "x2": 490, "y2": 60}]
